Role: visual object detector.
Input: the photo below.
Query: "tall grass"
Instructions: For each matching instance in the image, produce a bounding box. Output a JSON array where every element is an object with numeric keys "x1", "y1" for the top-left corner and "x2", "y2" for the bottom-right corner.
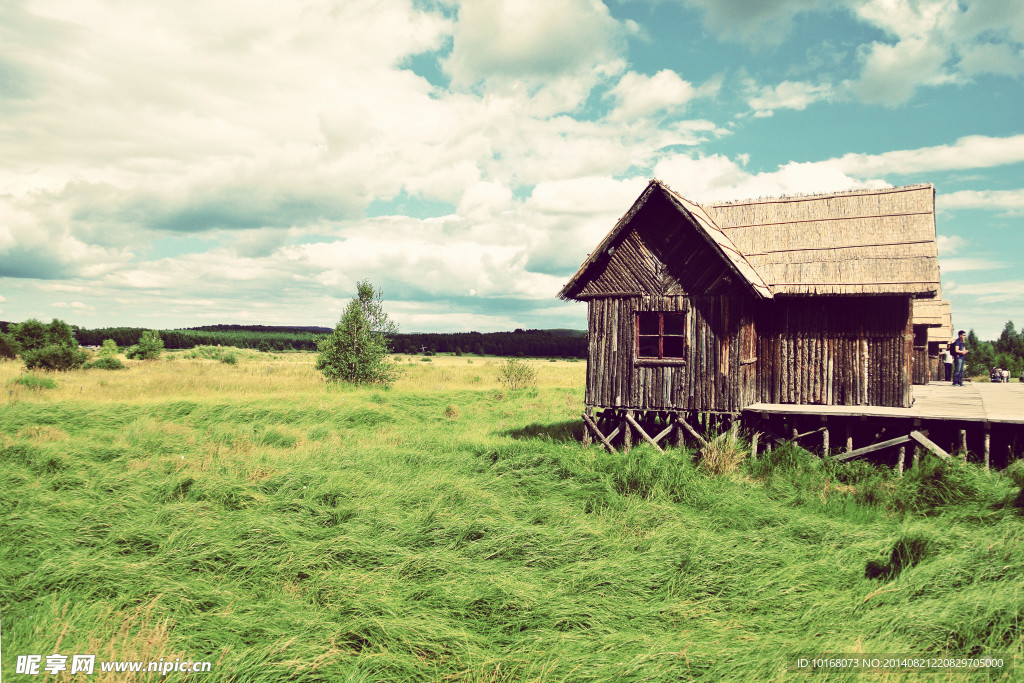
[{"x1": 2, "y1": 355, "x2": 1022, "y2": 681}]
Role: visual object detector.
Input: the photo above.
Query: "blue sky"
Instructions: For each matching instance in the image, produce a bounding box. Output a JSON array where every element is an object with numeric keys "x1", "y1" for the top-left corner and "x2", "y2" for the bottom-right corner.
[{"x1": 1, "y1": 0, "x2": 1022, "y2": 338}]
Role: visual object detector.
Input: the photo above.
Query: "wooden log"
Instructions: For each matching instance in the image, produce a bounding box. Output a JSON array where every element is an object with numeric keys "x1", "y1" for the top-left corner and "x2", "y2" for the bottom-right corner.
[
  {"x1": 984, "y1": 424, "x2": 991, "y2": 470},
  {"x1": 623, "y1": 410, "x2": 633, "y2": 452},
  {"x1": 897, "y1": 445, "x2": 905, "y2": 476},
  {"x1": 624, "y1": 412, "x2": 665, "y2": 453},
  {"x1": 677, "y1": 414, "x2": 708, "y2": 447},
  {"x1": 831, "y1": 433, "x2": 915, "y2": 462},
  {"x1": 908, "y1": 430, "x2": 950, "y2": 461},
  {"x1": 582, "y1": 412, "x2": 615, "y2": 453}
]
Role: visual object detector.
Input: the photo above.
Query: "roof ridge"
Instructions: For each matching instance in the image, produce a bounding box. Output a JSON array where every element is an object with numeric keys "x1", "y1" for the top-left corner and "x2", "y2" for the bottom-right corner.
[{"x1": 703, "y1": 183, "x2": 934, "y2": 208}]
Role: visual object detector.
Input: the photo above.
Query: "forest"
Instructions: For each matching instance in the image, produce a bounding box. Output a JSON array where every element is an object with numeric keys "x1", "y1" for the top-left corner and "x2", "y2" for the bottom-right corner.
[
  {"x1": 6, "y1": 319, "x2": 1024, "y2": 369},
  {"x1": 966, "y1": 322, "x2": 1024, "y2": 377},
  {"x1": 56, "y1": 324, "x2": 588, "y2": 358}
]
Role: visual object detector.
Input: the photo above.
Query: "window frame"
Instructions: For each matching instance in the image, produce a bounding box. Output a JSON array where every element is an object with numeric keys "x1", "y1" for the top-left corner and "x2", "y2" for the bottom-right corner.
[{"x1": 635, "y1": 310, "x2": 688, "y2": 364}]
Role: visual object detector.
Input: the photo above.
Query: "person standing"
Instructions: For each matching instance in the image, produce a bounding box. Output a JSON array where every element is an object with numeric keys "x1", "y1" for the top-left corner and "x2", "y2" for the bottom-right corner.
[
  {"x1": 941, "y1": 344, "x2": 953, "y2": 382},
  {"x1": 952, "y1": 330, "x2": 969, "y2": 386}
]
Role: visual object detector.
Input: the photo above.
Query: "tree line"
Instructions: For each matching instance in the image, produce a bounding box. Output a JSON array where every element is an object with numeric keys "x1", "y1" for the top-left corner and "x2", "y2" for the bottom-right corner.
[
  {"x1": 0, "y1": 322, "x2": 588, "y2": 358},
  {"x1": 966, "y1": 322, "x2": 1024, "y2": 377}
]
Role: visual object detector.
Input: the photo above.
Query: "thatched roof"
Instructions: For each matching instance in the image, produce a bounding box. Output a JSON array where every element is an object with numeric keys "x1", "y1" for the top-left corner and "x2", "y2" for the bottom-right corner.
[
  {"x1": 559, "y1": 180, "x2": 941, "y2": 301},
  {"x1": 704, "y1": 184, "x2": 940, "y2": 296},
  {"x1": 914, "y1": 298, "x2": 953, "y2": 342}
]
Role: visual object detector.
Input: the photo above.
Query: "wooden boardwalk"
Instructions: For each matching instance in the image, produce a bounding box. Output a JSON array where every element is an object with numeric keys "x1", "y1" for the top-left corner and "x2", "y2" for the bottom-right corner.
[{"x1": 745, "y1": 381, "x2": 1024, "y2": 425}]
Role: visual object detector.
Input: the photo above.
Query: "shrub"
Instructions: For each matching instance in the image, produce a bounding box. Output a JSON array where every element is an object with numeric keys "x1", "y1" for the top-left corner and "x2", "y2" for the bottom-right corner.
[
  {"x1": 700, "y1": 432, "x2": 747, "y2": 475},
  {"x1": 220, "y1": 351, "x2": 238, "y2": 365},
  {"x1": 496, "y1": 358, "x2": 537, "y2": 390},
  {"x1": 9, "y1": 318, "x2": 85, "y2": 371},
  {"x1": 84, "y1": 356, "x2": 126, "y2": 370},
  {"x1": 0, "y1": 332, "x2": 17, "y2": 359},
  {"x1": 444, "y1": 404, "x2": 461, "y2": 419},
  {"x1": 14, "y1": 374, "x2": 58, "y2": 390},
  {"x1": 22, "y1": 344, "x2": 88, "y2": 371},
  {"x1": 125, "y1": 330, "x2": 164, "y2": 360},
  {"x1": 99, "y1": 339, "x2": 119, "y2": 357}
]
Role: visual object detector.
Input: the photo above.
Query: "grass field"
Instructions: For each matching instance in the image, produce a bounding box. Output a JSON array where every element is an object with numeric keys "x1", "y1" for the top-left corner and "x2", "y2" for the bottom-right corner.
[{"x1": 2, "y1": 352, "x2": 1023, "y2": 681}]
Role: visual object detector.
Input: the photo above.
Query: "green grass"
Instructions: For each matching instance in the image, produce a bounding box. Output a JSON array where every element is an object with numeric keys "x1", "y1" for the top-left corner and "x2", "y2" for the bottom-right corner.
[{"x1": 1, "y1": 356, "x2": 1022, "y2": 681}]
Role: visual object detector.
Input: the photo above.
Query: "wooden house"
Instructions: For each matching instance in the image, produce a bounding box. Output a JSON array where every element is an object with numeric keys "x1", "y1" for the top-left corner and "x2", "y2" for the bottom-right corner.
[
  {"x1": 912, "y1": 297, "x2": 953, "y2": 383},
  {"x1": 559, "y1": 180, "x2": 942, "y2": 436}
]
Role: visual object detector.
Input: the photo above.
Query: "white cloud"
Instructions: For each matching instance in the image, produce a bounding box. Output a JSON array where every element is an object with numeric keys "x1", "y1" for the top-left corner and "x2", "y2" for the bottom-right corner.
[
  {"x1": 746, "y1": 80, "x2": 833, "y2": 117},
  {"x1": 936, "y1": 234, "x2": 965, "y2": 255},
  {"x1": 681, "y1": 0, "x2": 827, "y2": 46},
  {"x1": 849, "y1": 37, "x2": 953, "y2": 106},
  {"x1": 938, "y1": 189, "x2": 1024, "y2": 213},
  {"x1": 653, "y1": 153, "x2": 887, "y2": 202},
  {"x1": 442, "y1": 0, "x2": 626, "y2": 93},
  {"x1": 939, "y1": 257, "x2": 1008, "y2": 273},
  {"x1": 833, "y1": 135, "x2": 1024, "y2": 176},
  {"x1": 606, "y1": 70, "x2": 698, "y2": 121}
]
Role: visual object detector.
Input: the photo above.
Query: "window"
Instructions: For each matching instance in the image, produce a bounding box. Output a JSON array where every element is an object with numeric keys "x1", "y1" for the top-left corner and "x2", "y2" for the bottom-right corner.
[{"x1": 636, "y1": 311, "x2": 687, "y2": 360}]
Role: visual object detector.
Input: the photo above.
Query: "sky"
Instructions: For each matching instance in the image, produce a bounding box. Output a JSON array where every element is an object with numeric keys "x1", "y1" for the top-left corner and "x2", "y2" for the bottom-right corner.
[{"x1": 1, "y1": 0, "x2": 1023, "y2": 338}]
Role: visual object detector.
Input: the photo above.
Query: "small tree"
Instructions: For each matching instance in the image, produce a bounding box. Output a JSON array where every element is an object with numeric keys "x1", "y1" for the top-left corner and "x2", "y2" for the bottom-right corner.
[
  {"x1": 316, "y1": 280, "x2": 399, "y2": 385},
  {"x1": 99, "y1": 339, "x2": 119, "y2": 357},
  {"x1": 126, "y1": 330, "x2": 164, "y2": 360},
  {"x1": 496, "y1": 357, "x2": 537, "y2": 390}
]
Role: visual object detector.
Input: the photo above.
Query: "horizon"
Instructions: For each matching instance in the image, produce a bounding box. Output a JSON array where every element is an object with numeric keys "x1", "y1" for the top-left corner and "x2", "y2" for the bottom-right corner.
[{"x1": 2, "y1": 1, "x2": 1022, "y2": 338}]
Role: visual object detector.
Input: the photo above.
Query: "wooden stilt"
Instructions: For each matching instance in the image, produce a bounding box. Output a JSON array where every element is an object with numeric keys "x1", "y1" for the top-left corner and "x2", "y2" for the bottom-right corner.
[
  {"x1": 822, "y1": 418, "x2": 829, "y2": 456},
  {"x1": 959, "y1": 428, "x2": 967, "y2": 455},
  {"x1": 751, "y1": 431, "x2": 759, "y2": 460},
  {"x1": 845, "y1": 422, "x2": 853, "y2": 453},
  {"x1": 624, "y1": 412, "x2": 665, "y2": 453},
  {"x1": 623, "y1": 410, "x2": 633, "y2": 453},
  {"x1": 897, "y1": 445, "x2": 905, "y2": 476},
  {"x1": 582, "y1": 407, "x2": 593, "y2": 447},
  {"x1": 677, "y1": 415, "x2": 708, "y2": 447},
  {"x1": 984, "y1": 424, "x2": 991, "y2": 470},
  {"x1": 582, "y1": 412, "x2": 615, "y2": 453}
]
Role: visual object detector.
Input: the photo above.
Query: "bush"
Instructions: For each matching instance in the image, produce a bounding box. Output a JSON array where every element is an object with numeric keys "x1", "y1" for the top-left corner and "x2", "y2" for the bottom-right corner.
[
  {"x1": 496, "y1": 358, "x2": 537, "y2": 390},
  {"x1": 0, "y1": 332, "x2": 17, "y2": 359},
  {"x1": 126, "y1": 330, "x2": 164, "y2": 360},
  {"x1": 14, "y1": 374, "x2": 58, "y2": 390},
  {"x1": 220, "y1": 351, "x2": 238, "y2": 365},
  {"x1": 84, "y1": 356, "x2": 126, "y2": 370},
  {"x1": 22, "y1": 344, "x2": 88, "y2": 371},
  {"x1": 99, "y1": 339, "x2": 119, "y2": 357},
  {"x1": 8, "y1": 318, "x2": 85, "y2": 371}
]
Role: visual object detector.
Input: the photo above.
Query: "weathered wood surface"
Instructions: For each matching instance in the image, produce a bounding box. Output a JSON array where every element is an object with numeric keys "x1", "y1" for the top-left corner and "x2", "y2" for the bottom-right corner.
[{"x1": 746, "y1": 382, "x2": 1024, "y2": 425}]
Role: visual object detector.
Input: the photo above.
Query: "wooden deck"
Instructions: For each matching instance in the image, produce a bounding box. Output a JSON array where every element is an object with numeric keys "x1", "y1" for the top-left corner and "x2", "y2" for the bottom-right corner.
[{"x1": 745, "y1": 381, "x2": 1024, "y2": 425}]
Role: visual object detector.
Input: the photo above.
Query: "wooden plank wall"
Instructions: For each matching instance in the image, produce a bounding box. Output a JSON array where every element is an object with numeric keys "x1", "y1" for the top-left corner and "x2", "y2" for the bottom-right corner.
[
  {"x1": 586, "y1": 295, "x2": 747, "y2": 412},
  {"x1": 755, "y1": 296, "x2": 912, "y2": 408},
  {"x1": 586, "y1": 295, "x2": 914, "y2": 412}
]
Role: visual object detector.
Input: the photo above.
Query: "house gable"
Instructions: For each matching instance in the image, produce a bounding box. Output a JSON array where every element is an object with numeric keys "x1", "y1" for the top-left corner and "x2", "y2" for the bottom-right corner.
[{"x1": 560, "y1": 181, "x2": 770, "y2": 300}]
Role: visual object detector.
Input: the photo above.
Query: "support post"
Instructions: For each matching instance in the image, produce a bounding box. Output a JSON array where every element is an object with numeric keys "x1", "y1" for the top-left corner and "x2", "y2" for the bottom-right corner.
[
  {"x1": 822, "y1": 417, "x2": 829, "y2": 456},
  {"x1": 582, "y1": 407, "x2": 593, "y2": 447},
  {"x1": 623, "y1": 410, "x2": 633, "y2": 453},
  {"x1": 897, "y1": 445, "x2": 905, "y2": 476},
  {"x1": 959, "y1": 428, "x2": 967, "y2": 456},
  {"x1": 845, "y1": 422, "x2": 853, "y2": 453},
  {"x1": 984, "y1": 424, "x2": 991, "y2": 470}
]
